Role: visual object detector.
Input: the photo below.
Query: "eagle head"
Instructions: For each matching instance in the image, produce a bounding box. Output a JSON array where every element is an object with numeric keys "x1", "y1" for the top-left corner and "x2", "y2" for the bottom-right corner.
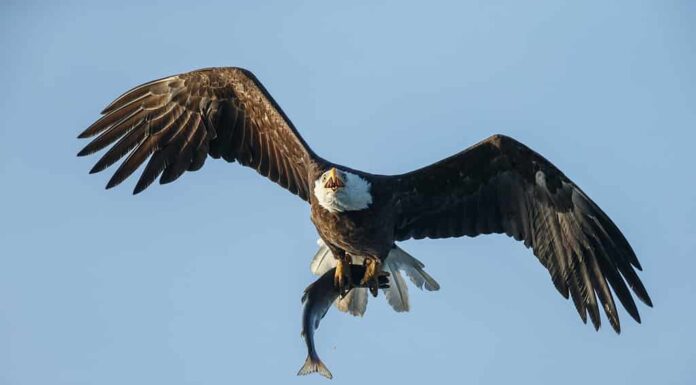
[{"x1": 314, "y1": 167, "x2": 372, "y2": 213}]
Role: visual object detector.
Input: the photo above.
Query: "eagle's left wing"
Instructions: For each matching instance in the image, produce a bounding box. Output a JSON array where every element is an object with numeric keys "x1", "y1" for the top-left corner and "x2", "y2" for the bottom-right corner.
[{"x1": 388, "y1": 134, "x2": 651, "y2": 333}]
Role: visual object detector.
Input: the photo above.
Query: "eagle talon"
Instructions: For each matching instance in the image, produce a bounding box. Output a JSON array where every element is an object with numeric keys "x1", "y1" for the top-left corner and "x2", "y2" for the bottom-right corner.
[
  {"x1": 361, "y1": 258, "x2": 382, "y2": 297},
  {"x1": 334, "y1": 257, "x2": 353, "y2": 296},
  {"x1": 368, "y1": 282, "x2": 379, "y2": 297}
]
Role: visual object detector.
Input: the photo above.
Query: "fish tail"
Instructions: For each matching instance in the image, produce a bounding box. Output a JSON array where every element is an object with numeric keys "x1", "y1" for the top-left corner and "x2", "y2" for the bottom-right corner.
[{"x1": 297, "y1": 355, "x2": 333, "y2": 379}]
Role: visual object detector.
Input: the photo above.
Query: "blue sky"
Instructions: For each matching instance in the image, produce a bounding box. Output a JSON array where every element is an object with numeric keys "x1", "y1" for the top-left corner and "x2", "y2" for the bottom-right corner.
[{"x1": 2, "y1": 1, "x2": 695, "y2": 384}]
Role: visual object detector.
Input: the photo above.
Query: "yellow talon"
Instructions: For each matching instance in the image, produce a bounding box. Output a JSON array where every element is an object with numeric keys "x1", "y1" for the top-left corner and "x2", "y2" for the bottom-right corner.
[
  {"x1": 334, "y1": 257, "x2": 352, "y2": 297},
  {"x1": 361, "y1": 258, "x2": 381, "y2": 297}
]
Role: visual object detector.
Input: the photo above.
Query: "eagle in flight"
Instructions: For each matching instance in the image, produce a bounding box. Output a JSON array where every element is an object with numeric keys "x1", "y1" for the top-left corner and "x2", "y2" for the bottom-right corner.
[{"x1": 78, "y1": 67, "x2": 651, "y2": 332}]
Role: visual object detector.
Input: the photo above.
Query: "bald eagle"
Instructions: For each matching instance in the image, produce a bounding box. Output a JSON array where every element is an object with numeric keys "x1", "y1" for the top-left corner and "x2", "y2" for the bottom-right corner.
[{"x1": 77, "y1": 67, "x2": 651, "y2": 333}]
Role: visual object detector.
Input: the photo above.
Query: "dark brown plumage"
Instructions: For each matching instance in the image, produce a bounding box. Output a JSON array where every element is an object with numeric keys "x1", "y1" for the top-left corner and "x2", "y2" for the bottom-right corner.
[
  {"x1": 77, "y1": 67, "x2": 322, "y2": 197},
  {"x1": 388, "y1": 135, "x2": 651, "y2": 332},
  {"x1": 78, "y1": 67, "x2": 651, "y2": 333}
]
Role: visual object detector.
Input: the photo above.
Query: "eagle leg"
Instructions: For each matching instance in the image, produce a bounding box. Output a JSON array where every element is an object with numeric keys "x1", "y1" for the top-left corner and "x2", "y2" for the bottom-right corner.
[
  {"x1": 334, "y1": 254, "x2": 353, "y2": 298},
  {"x1": 361, "y1": 257, "x2": 382, "y2": 297}
]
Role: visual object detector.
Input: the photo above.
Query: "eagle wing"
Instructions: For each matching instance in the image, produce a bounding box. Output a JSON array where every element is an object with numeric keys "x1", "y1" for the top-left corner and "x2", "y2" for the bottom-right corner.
[
  {"x1": 390, "y1": 134, "x2": 652, "y2": 333},
  {"x1": 78, "y1": 67, "x2": 321, "y2": 199}
]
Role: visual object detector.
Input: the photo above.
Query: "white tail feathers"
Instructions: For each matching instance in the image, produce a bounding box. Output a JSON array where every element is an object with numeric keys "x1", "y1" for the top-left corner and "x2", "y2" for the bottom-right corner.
[
  {"x1": 297, "y1": 355, "x2": 333, "y2": 379},
  {"x1": 310, "y1": 239, "x2": 334, "y2": 275},
  {"x1": 387, "y1": 246, "x2": 440, "y2": 291},
  {"x1": 382, "y1": 259, "x2": 410, "y2": 312},
  {"x1": 310, "y1": 240, "x2": 440, "y2": 315},
  {"x1": 335, "y1": 287, "x2": 368, "y2": 316}
]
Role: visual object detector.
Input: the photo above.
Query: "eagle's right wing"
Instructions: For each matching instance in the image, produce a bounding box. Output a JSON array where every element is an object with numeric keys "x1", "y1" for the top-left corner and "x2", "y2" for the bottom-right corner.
[{"x1": 78, "y1": 67, "x2": 323, "y2": 199}]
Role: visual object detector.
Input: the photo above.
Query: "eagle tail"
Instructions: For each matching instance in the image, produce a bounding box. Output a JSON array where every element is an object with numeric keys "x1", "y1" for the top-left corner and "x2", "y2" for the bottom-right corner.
[
  {"x1": 381, "y1": 246, "x2": 440, "y2": 312},
  {"x1": 382, "y1": 260, "x2": 410, "y2": 312},
  {"x1": 335, "y1": 286, "x2": 369, "y2": 316},
  {"x1": 297, "y1": 354, "x2": 333, "y2": 379},
  {"x1": 387, "y1": 246, "x2": 440, "y2": 292},
  {"x1": 310, "y1": 238, "x2": 335, "y2": 275},
  {"x1": 310, "y1": 240, "x2": 439, "y2": 315}
]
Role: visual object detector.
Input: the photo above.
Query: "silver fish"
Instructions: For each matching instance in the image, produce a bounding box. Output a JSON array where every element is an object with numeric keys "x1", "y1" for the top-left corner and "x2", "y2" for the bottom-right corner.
[{"x1": 297, "y1": 265, "x2": 388, "y2": 379}]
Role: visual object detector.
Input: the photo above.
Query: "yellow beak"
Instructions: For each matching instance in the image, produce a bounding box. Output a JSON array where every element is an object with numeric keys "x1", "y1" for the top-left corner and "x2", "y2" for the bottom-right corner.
[{"x1": 325, "y1": 167, "x2": 345, "y2": 190}]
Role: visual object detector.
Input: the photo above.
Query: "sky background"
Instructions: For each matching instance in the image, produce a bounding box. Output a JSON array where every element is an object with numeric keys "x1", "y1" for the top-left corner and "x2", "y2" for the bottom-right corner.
[{"x1": 2, "y1": 1, "x2": 695, "y2": 384}]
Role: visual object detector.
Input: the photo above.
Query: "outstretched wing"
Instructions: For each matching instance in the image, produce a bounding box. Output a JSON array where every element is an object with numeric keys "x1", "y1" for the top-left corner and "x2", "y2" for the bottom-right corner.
[
  {"x1": 78, "y1": 67, "x2": 321, "y2": 199},
  {"x1": 390, "y1": 134, "x2": 651, "y2": 333}
]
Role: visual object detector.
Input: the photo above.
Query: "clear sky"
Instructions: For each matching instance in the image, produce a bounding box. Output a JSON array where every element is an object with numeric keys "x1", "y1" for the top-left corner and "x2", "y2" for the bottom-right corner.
[{"x1": 2, "y1": 1, "x2": 695, "y2": 384}]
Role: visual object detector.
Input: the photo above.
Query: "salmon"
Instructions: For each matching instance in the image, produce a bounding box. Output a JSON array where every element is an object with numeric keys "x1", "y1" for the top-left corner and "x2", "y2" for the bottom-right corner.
[{"x1": 297, "y1": 265, "x2": 388, "y2": 379}]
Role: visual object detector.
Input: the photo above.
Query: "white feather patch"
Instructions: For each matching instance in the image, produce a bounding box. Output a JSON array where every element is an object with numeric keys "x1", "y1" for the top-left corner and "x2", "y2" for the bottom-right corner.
[
  {"x1": 313, "y1": 171, "x2": 372, "y2": 213},
  {"x1": 335, "y1": 287, "x2": 368, "y2": 317},
  {"x1": 387, "y1": 247, "x2": 440, "y2": 291},
  {"x1": 310, "y1": 239, "x2": 334, "y2": 275},
  {"x1": 382, "y1": 260, "x2": 410, "y2": 312}
]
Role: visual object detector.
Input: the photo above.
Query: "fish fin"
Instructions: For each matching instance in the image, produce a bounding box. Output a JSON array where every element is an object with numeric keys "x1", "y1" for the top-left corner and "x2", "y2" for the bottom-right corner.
[
  {"x1": 297, "y1": 355, "x2": 333, "y2": 379},
  {"x1": 335, "y1": 287, "x2": 368, "y2": 316},
  {"x1": 310, "y1": 240, "x2": 335, "y2": 275},
  {"x1": 389, "y1": 246, "x2": 440, "y2": 291},
  {"x1": 382, "y1": 260, "x2": 410, "y2": 312}
]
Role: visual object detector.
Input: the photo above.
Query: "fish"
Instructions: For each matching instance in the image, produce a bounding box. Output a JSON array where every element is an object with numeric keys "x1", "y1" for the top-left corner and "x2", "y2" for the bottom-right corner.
[{"x1": 297, "y1": 265, "x2": 389, "y2": 379}]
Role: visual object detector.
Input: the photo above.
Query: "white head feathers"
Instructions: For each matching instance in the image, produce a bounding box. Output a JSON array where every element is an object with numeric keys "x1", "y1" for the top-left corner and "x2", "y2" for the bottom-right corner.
[{"x1": 313, "y1": 169, "x2": 372, "y2": 213}]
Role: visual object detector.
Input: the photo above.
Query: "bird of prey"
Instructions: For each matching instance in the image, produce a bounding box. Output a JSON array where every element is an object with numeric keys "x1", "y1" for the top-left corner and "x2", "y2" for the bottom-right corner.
[{"x1": 77, "y1": 67, "x2": 651, "y2": 332}]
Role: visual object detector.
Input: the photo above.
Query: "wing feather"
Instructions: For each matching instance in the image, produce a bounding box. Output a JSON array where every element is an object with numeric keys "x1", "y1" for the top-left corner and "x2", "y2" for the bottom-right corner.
[
  {"x1": 390, "y1": 134, "x2": 651, "y2": 332},
  {"x1": 89, "y1": 118, "x2": 147, "y2": 174},
  {"x1": 106, "y1": 134, "x2": 158, "y2": 189},
  {"x1": 78, "y1": 67, "x2": 323, "y2": 198}
]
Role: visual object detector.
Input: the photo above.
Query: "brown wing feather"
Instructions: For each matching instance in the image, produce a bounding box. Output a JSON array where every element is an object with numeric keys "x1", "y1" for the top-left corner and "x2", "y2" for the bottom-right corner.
[
  {"x1": 78, "y1": 67, "x2": 321, "y2": 199},
  {"x1": 390, "y1": 134, "x2": 651, "y2": 333}
]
